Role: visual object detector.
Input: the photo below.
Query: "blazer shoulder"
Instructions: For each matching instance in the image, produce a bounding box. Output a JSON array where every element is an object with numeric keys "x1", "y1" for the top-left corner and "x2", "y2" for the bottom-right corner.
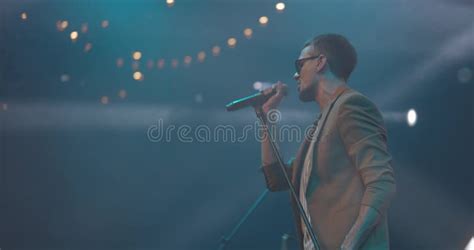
[
  {"x1": 338, "y1": 89, "x2": 376, "y2": 109},
  {"x1": 336, "y1": 89, "x2": 385, "y2": 124}
]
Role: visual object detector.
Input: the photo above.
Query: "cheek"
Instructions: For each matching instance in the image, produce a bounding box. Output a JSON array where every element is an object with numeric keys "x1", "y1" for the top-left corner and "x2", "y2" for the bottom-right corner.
[
  {"x1": 300, "y1": 73, "x2": 313, "y2": 88},
  {"x1": 300, "y1": 67, "x2": 314, "y2": 84}
]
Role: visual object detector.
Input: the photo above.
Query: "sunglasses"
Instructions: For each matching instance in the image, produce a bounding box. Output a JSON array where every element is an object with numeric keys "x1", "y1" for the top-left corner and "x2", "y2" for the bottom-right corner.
[{"x1": 295, "y1": 55, "x2": 321, "y2": 74}]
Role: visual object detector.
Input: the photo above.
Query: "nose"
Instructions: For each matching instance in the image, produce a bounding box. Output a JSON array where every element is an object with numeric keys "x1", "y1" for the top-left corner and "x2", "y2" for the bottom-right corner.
[{"x1": 293, "y1": 72, "x2": 300, "y2": 80}]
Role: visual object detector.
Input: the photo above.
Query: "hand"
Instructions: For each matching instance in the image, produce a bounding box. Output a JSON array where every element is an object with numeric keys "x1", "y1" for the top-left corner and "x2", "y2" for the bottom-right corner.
[{"x1": 261, "y1": 81, "x2": 288, "y2": 114}]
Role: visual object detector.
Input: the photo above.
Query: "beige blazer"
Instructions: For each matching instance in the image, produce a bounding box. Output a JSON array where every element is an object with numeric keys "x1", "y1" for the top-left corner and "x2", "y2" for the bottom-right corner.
[{"x1": 262, "y1": 88, "x2": 396, "y2": 250}]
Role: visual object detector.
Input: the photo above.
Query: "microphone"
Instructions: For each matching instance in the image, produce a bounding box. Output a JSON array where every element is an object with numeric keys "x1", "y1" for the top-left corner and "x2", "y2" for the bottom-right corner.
[{"x1": 226, "y1": 85, "x2": 286, "y2": 112}]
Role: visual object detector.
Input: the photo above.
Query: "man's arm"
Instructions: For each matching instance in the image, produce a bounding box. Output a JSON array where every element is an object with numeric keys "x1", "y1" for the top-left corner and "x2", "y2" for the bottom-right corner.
[
  {"x1": 259, "y1": 82, "x2": 292, "y2": 192},
  {"x1": 260, "y1": 124, "x2": 294, "y2": 192},
  {"x1": 337, "y1": 94, "x2": 397, "y2": 249}
]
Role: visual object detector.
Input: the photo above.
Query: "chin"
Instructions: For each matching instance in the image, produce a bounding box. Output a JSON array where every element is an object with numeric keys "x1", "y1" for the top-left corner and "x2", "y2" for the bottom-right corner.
[{"x1": 298, "y1": 89, "x2": 314, "y2": 102}]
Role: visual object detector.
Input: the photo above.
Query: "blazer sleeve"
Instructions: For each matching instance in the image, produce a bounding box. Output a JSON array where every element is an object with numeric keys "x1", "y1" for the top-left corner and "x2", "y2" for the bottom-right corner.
[
  {"x1": 337, "y1": 93, "x2": 396, "y2": 215},
  {"x1": 261, "y1": 158, "x2": 295, "y2": 192}
]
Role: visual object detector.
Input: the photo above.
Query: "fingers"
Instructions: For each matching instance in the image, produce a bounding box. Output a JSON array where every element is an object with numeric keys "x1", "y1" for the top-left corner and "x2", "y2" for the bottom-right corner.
[
  {"x1": 262, "y1": 93, "x2": 285, "y2": 114},
  {"x1": 273, "y1": 81, "x2": 288, "y2": 96},
  {"x1": 261, "y1": 81, "x2": 288, "y2": 113}
]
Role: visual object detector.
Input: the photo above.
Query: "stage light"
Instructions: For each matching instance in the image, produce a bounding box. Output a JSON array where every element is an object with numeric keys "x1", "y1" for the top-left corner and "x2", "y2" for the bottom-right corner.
[
  {"x1": 166, "y1": 0, "x2": 175, "y2": 7},
  {"x1": 133, "y1": 71, "x2": 144, "y2": 81},
  {"x1": 118, "y1": 89, "x2": 127, "y2": 99},
  {"x1": 70, "y1": 31, "x2": 78, "y2": 41},
  {"x1": 116, "y1": 58, "x2": 124, "y2": 68},
  {"x1": 2, "y1": 103, "x2": 8, "y2": 111},
  {"x1": 465, "y1": 237, "x2": 474, "y2": 250},
  {"x1": 133, "y1": 51, "x2": 142, "y2": 61},
  {"x1": 184, "y1": 56, "x2": 192, "y2": 65},
  {"x1": 101, "y1": 20, "x2": 109, "y2": 28},
  {"x1": 84, "y1": 43, "x2": 92, "y2": 52},
  {"x1": 243, "y1": 28, "x2": 253, "y2": 39},
  {"x1": 100, "y1": 96, "x2": 109, "y2": 105},
  {"x1": 276, "y1": 2, "x2": 285, "y2": 12},
  {"x1": 212, "y1": 46, "x2": 221, "y2": 56},
  {"x1": 407, "y1": 109, "x2": 417, "y2": 127},
  {"x1": 259, "y1": 16, "x2": 269, "y2": 26},
  {"x1": 227, "y1": 37, "x2": 237, "y2": 48},
  {"x1": 81, "y1": 23, "x2": 88, "y2": 33},
  {"x1": 20, "y1": 12, "x2": 28, "y2": 20},
  {"x1": 197, "y1": 51, "x2": 206, "y2": 62},
  {"x1": 157, "y1": 59, "x2": 165, "y2": 69}
]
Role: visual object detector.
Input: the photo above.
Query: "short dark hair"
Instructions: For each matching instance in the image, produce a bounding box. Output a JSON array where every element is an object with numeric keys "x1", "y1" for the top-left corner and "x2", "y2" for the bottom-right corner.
[{"x1": 304, "y1": 34, "x2": 357, "y2": 81}]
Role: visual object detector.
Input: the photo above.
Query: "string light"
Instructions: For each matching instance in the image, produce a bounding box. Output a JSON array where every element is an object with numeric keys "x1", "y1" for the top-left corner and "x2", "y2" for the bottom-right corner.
[
  {"x1": 20, "y1": 12, "x2": 28, "y2": 20},
  {"x1": 110, "y1": 2, "x2": 285, "y2": 75},
  {"x1": 275, "y1": 2, "x2": 286, "y2": 12},
  {"x1": 184, "y1": 56, "x2": 192, "y2": 66},
  {"x1": 132, "y1": 51, "x2": 142, "y2": 61},
  {"x1": 101, "y1": 20, "x2": 109, "y2": 28},
  {"x1": 84, "y1": 43, "x2": 92, "y2": 52},
  {"x1": 157, "y1": 59, "x2": 165, "y2": 69},
  {"x1": 81, "y1": 23, "x2": 89, "y2": 33},
  {"x1": 116, "y1": 58, "x2": 124, "y2": 68},
  {"x1": 212, "y1": 46, "x2": 221, "y2": 56},
  {"x1": 227, "y1": 37, "x2": 237, "y2": 48},
  {"x1": 118, "y1": 89, "x2": 127, "y2": 99},
  {"x1": 147, "y1": 59, "x2": 154, "y2": 69},
  {"x1": 171, "y1": 59, "x2": 179, "y2": 68},
  {"x1": 243, "y1": 28, "x2": 253, "y2": 39},
  {"x1": 99, "y1": 1, "x2": 287, "y2": 102},
  {"x1": 100, "y1": 96, "x2": 109, "y2": 105},
  {"x1": 197, "y1": 51, "x2": 206, "y2": 62},
  {"x1": 61, "y1": 21, "x2": 69, "y2": 29},
  {"x1": 70, "y1": 31, "x2": 79, "y2": 41},
  {"x1": 259, "y1": 16, "x2": 269, "y2": 26},
  {"x1": 57, "y1": 20, "x2": 69, "y2": 32},
  {"x1": 133, "y1": 71, "x2": 144, "y2": 81}
]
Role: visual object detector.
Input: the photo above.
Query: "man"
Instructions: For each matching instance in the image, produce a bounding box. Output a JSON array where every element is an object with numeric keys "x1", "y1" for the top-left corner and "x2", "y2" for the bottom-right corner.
[{"x1": 260, "y1": 34, "x2": 396, "y2": 250}]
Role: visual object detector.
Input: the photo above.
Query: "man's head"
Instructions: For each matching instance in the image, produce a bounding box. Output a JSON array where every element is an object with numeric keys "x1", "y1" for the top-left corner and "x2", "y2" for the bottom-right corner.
[{"x1": 294, "y1": 34, "x2": 357, "y2": 102}]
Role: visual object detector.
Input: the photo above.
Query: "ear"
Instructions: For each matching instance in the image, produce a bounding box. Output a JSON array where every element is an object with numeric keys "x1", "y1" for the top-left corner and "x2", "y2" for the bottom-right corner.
[{"x1": 315, "y1": 55, "x2": 328, "y2": 72}]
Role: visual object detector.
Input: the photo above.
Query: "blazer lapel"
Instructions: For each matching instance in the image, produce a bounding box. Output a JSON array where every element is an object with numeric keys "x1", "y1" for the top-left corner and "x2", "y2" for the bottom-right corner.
[
  {"x1": 291, "y1": 121, "x2": 317, "y2": 190},
  {"x1": 291, "y1": 86, "x2": 350, "y2": 190}
]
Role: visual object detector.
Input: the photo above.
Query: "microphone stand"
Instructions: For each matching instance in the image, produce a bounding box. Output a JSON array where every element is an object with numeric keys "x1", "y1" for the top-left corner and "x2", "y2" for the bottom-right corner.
[
  {"x1": 217, "y1": 189, "x2": 269, "y2": 250},
  {"x1": 253, "y1": 105, "x2": 321, "y2": 250}
]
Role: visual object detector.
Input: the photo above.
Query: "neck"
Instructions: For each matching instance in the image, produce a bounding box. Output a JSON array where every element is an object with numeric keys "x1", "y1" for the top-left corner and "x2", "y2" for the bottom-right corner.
[{"x1": 315, "y1": 77, "x2": 346, "y2": 109}]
